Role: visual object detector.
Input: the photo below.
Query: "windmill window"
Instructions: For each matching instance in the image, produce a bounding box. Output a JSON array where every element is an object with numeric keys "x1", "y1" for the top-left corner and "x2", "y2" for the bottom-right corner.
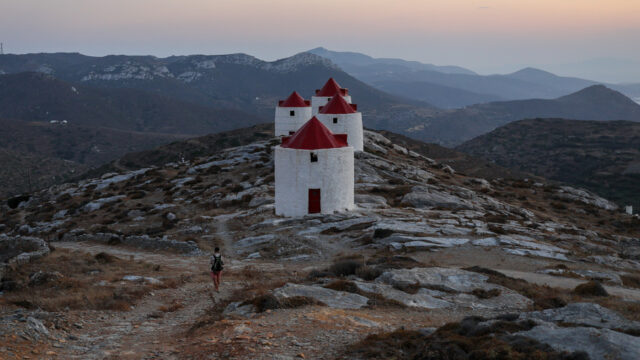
[
  {"x1": 290, "y1": 110, "x2": 295, "y2": 116},
  {"x1": 310, "y1": 152, "x2": 318, "y2": 162},
  {"x1": 333, "y1": 117, "x2": 338, "y2": 124}
]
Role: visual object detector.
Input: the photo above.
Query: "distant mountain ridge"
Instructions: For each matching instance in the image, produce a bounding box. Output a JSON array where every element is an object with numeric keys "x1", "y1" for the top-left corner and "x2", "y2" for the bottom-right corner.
[
  {"x1": 457, "y1": 118, "x2": 640, "y2": 210},
  {"x1": 0, "y1": 52, "x2": 428, "y2": 114},
  {"x1": 308, "y1": 48, "x2": 640, "y2": 109},
  {"x1": 308, "y1": 47, "x2": 476, "y2": 75},
  {"x1": 403, "y1": 85, "x2": 640, "y2": 146}
]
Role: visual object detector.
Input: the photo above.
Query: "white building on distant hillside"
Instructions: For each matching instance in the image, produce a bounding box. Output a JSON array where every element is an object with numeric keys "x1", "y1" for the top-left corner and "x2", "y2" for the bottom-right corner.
[
  {"x1": 275, "y1": 117, "x2": 354, "y2": 217},
  {"x1": 311, "y1": 78, "x2": 352, "y2": 115},
  {"x1": 274, "y1": 91, "x2": 312, "y2": 136},
  {"x1": 316, "y1": 95, "x2": 363, "y2": 151}
]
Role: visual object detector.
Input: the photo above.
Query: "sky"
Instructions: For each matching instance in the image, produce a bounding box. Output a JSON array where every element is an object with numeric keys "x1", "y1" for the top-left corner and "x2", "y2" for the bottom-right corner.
[{"x1": 2, "y1": 0, "x2": 640, "y2": 82}]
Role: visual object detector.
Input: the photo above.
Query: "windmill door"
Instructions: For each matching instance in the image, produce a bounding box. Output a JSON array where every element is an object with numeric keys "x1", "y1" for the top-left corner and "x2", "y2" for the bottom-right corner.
[{"x1": 308, "y1": 189, "x2": 321, "y2": 214}]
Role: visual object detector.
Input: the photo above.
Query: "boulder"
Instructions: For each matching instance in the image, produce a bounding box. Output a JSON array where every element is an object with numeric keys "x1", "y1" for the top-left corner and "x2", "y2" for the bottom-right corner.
[
  {"x1": 374, "y1": 267, "x2": 532, "y2": 311},
  {"x1": 122, "y1": 275, "x2": 162, "y2": 285},
  {"x1": 354, "y1": 281, "x2": 451, "y2": 309},
  {"x1": 25, "y1": 317, "x2": 50, "y2": 341},
  {"x1": 377, "y1": 267, "x2": 491, "y2": 293},
  {"x1": 355, "y1": 194, "x2": 388, "y2": 209},
  {"x1": 401, "y1": 186, "x2": 475, "y2": 210},
  {"x1": 555, "y1": 186, "x2": 618, "y2": 211},
  {"x1": 519, "y1": 303, "x2": 640, "y2": 332},
  {"x1": 224, "y1": 301, "x2": 257, "y2": 318},
  {"x1": 517, "y1": 324, "x2": 640, "y2": 360},
  {"x1": 273, "y1": 283, "x2": 369, "y2": 310}
]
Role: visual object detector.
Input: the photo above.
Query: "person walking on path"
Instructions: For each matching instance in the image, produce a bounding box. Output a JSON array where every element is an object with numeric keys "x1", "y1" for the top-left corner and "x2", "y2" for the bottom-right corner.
[{"x1": 210, "y1": 247, "x2": 224, "y2": 292}]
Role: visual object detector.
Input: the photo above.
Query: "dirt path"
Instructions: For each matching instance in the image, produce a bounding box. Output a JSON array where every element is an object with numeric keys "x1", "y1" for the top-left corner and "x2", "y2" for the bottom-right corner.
[
  {"x1": 51, "y1": 242, "x2": 241, "y2": 359},
  {"x1": 497, "y1": 268, "x2": 640, "y2": 301},
  {"x1": 213, "y1": 212, "x2": 240, "y2": 258}
]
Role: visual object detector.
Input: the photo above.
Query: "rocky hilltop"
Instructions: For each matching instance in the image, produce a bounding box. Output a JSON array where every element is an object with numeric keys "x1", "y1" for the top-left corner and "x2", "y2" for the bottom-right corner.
[{"x1": 1, "y1": 130, "x2": 639, "y2": 359}]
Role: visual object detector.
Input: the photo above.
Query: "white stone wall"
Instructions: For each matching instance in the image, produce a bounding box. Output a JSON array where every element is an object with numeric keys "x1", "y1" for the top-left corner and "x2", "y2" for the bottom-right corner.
[
  {"x1": 275, "y1": 146, "x2": 354, "y2": 217},
  {"x1": 311, "y1": 95, "x2": 352, "y2": 115},
  {"x1": 316, "y1": 112, "x2": 364, "y2": 152},
  {"x1": 274, "y1": 106, "x2": 313, "y2": 136}
]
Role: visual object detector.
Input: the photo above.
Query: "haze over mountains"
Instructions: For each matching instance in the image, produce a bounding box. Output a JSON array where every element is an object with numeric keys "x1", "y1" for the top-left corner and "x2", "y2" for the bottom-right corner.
[
  {"x1": 309, "y1": 47, "x2": 640, "y2": 109},
  {"x1": 412, "y1": 85, "x2": 640, "y2": 146}
]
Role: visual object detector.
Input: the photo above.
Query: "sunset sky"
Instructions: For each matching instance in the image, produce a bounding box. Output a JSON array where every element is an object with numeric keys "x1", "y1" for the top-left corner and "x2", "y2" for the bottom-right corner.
[{"x1": 2, "y1": 0, "x2": 640, "y2": 82}]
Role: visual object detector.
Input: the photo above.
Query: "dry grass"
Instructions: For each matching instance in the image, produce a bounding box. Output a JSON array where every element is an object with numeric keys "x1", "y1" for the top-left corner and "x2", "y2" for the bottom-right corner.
[
  {"x1": 621, "y1": 274, "x2": 640, "y2": 289},
  {"x1": 344, "y1": 316, "x2": 587, "y2": 360},
  {"x1": 158, "y1": 300, "x2": 184, "y2": 313},
  {"x1": 0, "y1": 249, "x2": 179, "y2": 312}
]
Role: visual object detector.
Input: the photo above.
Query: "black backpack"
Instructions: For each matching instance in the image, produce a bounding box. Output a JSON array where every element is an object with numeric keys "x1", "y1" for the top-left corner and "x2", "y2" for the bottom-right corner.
[{"x1": 211, "y1": 255, "x2": 223, "y2": 272}]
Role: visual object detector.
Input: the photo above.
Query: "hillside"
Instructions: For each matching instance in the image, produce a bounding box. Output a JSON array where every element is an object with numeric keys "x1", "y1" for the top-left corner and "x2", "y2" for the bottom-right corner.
[
  {"x1": 458, "y1": 118, "x2": 640, "y2": 210},
  {"x1": 406, "y1": 85, "x2": 640, "y2": 146},
  {"x1": 0, "y1": 148, "x2": 88, "y2": 197},
  {"x1": 0, "y1": 72, "x2": 266, "y2": 135},
  {"x1": 0, "y1": 118, "x2": 188, "y2": 197},
  {"x1": 1, "y1": 130, "x2": 639, "y2": 358},
  {"x1": 80, "y1": 123, "x2": 532, "y2": 184},
  {"x1": 377, "y1": 130, "x2": 540, "y2": 181},
  {"x1": 80, "y1": 123, "x2": 274, "y2": 179}
]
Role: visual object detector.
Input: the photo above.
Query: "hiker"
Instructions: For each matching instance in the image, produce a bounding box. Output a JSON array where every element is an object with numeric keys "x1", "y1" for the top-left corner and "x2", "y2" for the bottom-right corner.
[{"x1": 210, "y1": 247, "x2": 224, "y2": 292}]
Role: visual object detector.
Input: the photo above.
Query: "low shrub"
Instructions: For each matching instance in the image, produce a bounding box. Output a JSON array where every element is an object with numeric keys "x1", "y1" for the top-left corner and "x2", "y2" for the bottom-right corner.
[
  {"x1": 471, "y1": 288, "x2": 501, "y2": 299},
  {"x1": 573, "y1": 281, "x2": 608, "y2": 297},
  {"x1": 356, "y1": 266, "x2": 383, "y2": 281},
  {"x1": 329, "y1": 260, "x2": 362, "y2": 277},
  {"x1": 621, "y1": 274, "x2": 640, "y2": 289}
]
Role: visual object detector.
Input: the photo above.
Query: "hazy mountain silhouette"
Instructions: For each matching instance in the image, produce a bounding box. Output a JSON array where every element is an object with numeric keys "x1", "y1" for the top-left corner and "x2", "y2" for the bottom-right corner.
[
  {"x1": 405, "y1": 85, "x2": 640, "y2": 146},
  {"x1": 308, "y1": 48, "x2": 640, "y2": 108}
]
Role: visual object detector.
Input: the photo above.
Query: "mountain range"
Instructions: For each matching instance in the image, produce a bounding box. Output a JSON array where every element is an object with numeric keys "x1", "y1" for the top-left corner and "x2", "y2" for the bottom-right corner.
[
  {"x1": 0, "y1": 52, "x2": 426, "y2": 116},
  {"x1": 309, "y1": 47, "x2": 640, "y2": 109}
]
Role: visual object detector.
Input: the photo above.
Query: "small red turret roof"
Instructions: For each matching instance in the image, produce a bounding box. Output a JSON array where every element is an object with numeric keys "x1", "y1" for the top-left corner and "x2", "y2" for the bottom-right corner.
[
  {"x1": 315, "y1": 78, "x2": 348, "y2": 96},
  {"x1": 278, "y1": 91, "x2": 311, "y2": 107},
  {"x1": 281, "y1": 117, "x2": 348, "y2": 150},
  {"x1": 319, "y1": 95, "x2": 357, "y2": 114}
]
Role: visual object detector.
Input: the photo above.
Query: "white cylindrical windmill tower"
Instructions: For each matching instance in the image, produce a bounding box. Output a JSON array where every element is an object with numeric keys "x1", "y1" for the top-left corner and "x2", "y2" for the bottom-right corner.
[
  {"x1": 316, "y1": 95, "x2": 364, "y2": 152},
  {"x1": 275, "y1": 117, "x2": 355, "y2": 217},
  {"x1": 274, "y1": 91, "x2": 312, "y2": 136},
  {"x1": 311, "y1": 78, "x2": 352, "y2": 115}
]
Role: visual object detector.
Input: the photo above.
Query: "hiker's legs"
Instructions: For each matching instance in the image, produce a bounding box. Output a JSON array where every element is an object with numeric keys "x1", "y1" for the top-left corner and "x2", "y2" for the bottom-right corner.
[{"x1": 213, "y1": 271, "x2": 221, "y2": 291}]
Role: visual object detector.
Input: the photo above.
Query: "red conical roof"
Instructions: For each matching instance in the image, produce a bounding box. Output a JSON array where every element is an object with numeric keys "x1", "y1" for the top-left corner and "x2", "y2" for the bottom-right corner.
[
  {"x1": 319, "y1": 95, "x2": 357, "y2": 114},
  {"x1": 315, "y1": 78, "x2": 348, "y2": 96},
  {"x1": 278, "y1": 91, "x2": 311, "y2": 107},
  {"x1": 281, "y1": 117, "x2": 348, "y2": 150}
]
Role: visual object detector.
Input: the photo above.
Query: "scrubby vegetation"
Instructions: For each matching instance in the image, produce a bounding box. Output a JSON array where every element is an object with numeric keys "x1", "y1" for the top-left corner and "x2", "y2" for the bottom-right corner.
[
  {"x1": 0, "y1": 249, "x2": 181, "y2": 311},
  {"x1": 345, "y1": 316, "x2": 589, "y2": 360}
]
